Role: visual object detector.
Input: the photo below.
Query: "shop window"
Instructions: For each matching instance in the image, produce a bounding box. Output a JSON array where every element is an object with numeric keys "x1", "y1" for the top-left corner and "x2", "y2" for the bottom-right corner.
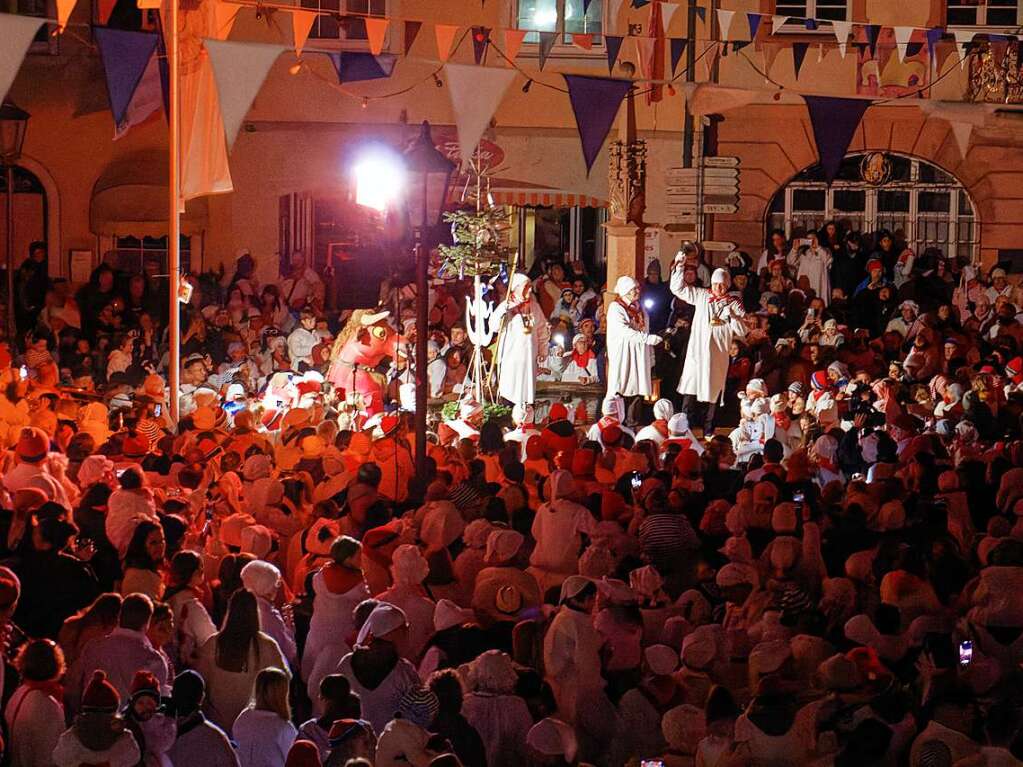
[
  {"x1": 517, "y1": 0, "x2": 603, "y2": 46},
  {"x1": 774, "y1": 0, "x2": 849, "y2": 31},
  {"x1": 300, "y1": 0, "x2": 387, "y2": 42},
  {"x1": 947, "y1": 0, "x2": 1020, "y2": 27},
  {"x1": 112, "y1": 235, "x2": 193, "y2": 275},
  {"x1": 766, "y1": 153, "x2": 979, "y2": 262}
]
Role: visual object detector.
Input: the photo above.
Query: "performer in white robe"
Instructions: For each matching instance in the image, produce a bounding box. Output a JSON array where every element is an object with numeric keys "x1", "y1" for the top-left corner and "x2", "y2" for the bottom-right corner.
[
  {"x1": 793, "y1": 236, "x2": 833, "y2": 305},
  {"x1": 492, "y1": 273, "x2": 550, "y2": 407},
  {"x1": 670, "y1": 263, "x2": 748, "y2": 433},
  {"x1": 605, "y1": 275, "x2": 662, "y2": 399}
]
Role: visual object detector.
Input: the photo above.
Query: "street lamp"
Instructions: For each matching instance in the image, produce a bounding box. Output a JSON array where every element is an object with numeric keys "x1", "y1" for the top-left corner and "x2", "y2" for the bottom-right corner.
[
  {"x1": 0, "y1": 101, "x2": 29, "y2": 343},
  {"x1": 403, "y1": 121, "x2": 454, "y2": 483}
]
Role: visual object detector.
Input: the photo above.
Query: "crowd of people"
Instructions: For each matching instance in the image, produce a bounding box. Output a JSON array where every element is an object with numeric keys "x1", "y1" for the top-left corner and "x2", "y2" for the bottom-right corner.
[{"x1": 0, "y1": 223, "x2": 1021, "y2": 767}]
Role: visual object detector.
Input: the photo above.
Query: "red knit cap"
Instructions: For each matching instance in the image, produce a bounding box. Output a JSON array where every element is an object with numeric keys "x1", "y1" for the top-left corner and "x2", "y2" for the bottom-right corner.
[
  {"x1": 122, "y1": 433, "x2": 150, "y2": 460},
  {"x1": 130, "y1": 670, "x2": 160, "y2": 701},
  {"x1": 285, "y1": 740, "x2": 322, "y2": 767},
  {"x1": 82, "y1": 670, "x2": 120, "y2": 712},
  {"x1": 548, "y1": 403, "x2": 568, "y2": 422},
  {"x1": 15, "y1": 427, "x2": 49, "y2": 463},
  {"x1": 525, "y1": 435, "x2": 545, "y2": 461},
  {"x1": 600, "y1": 422, "x2": 623, "y2": 447},
  {"x1": 674, "y1": 448, "x2": 701, "y2": 475},
  {"x1": 571, "y1": 448, "x2": 596, "y2": 478}
]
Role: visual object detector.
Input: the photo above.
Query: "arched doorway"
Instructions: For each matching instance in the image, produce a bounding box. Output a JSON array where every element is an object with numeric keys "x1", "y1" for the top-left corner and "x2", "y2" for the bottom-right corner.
[
  {"x1": 766, "y1": 153, "x2": 979, "y2": 262},
  {"x1": 0, "y1": 164, "x2": 49, "y2": 270}
]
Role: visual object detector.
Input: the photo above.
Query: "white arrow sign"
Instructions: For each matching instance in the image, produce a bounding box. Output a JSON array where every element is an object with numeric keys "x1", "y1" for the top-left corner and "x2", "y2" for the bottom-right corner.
[
  {"x1": 704, "y1": 203, "x2": 739, "y2": 213},
  {"x1": 703, "y1": 156, "x2": 740, "y2": 167},
  {"x1": 702, "y1": 240, "x2": 736, "y2": 251}
]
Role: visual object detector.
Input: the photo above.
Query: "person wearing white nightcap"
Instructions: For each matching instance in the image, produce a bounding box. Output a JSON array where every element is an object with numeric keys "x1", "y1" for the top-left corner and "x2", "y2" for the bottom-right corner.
[{"x1": 670, "y1": 260, "x2": 749, "y2": 434}]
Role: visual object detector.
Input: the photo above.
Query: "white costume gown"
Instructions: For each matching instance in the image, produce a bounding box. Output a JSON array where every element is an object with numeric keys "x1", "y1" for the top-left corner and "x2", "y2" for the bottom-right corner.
[
  {"x1": 670, "y1": 273, "x2": 746, "y2": 404},
  {"x1": 491, "y1": 295, "x2": 549, "y2": 407},
  {"x1": 606, "y1": 299, "x2": 656, "y2": 397}
]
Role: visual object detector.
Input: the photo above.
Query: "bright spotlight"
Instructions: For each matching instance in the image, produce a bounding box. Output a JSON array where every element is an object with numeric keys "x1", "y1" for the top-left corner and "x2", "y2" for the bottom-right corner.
[
  {"x1": 354, "y1": 149, "x2": 405, "y2": 212},
  {"x1": 643, "y1": 298, "x2": 655, "y2": 310},
  {"x1": 533, "y1": 5, "x2": 558, "y2": 27},
  {"x1": 554, "y1": 333, "x2": 566, "y2": 347}
]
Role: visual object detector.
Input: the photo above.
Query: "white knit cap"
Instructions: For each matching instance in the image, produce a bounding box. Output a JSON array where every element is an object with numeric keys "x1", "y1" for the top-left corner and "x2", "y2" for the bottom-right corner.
[
  {"x1": 356, "y1": 603, "x2": 408, "y2": 645},
  {"x1": 653, "y1": 398, "x2": 674, "y2": 421},
  {"x1": 527, "y1": 718, "x2": 578, "y2": 762},
  {"x1": 239, "y1": 560, "x2": 281, "y2": 599},
  {"x1": 711, "y1": 268, "x2": 730, "y2": 285},
  {"x1": 667, "y1": 412, "x2": 690, "y2": 436},
  {"x1": 614, "y1": 275, "x2": 639, "y2": 296}
]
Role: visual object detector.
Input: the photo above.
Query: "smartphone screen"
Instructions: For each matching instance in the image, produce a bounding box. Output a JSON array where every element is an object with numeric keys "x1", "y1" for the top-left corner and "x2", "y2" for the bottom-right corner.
[
  {"x1": 154, "y1": 404, "x2": 162, "y2": 417},
  {"x1": 959, "y1": 640, "x2": 973, "y2": 667}
]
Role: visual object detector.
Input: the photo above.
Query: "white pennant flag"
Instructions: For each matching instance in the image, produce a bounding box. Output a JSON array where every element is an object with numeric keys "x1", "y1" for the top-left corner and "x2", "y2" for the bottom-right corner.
[
  {"x1": 661, "y1": 2, "x2": 679, "y2": 34},
  {"x1": 950, "y1": 121, "x2": 973, "y2": 158},
  {"x1": 444, "y1": 64, "x2": 517, "y2": 168},
  {"x1": 717, "y1": 9, "x2": 736, "y2": 40},
  {"x1": 772, "y1": 14, "x2": 788, "y2": 32},
  {"x1": 832, "y1": 19, "x2": 852, "y2": 58},
  {"x1": 0, "y1": 13, "x2": 44, "y2": 102},
  {"x1": 894, "y1": 26, "x2": 914, "y2": 62},
  {"x1": 204, "y1": 39, "x2": 286, "y2": 150},
  {"x1": 954, "y1": 29, "x2": 975, "y2": 69}
]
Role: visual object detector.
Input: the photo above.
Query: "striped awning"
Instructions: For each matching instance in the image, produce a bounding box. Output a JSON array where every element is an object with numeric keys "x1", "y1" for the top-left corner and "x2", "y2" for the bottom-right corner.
[{"x1": 489, "y1": 188, "x2": 608, "y2": 208}]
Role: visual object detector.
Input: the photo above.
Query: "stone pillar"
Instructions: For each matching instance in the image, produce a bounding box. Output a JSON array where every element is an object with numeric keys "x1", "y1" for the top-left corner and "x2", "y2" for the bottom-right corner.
[{"x1": 604, "y1": 89, "x2": 647, "y2": 298}]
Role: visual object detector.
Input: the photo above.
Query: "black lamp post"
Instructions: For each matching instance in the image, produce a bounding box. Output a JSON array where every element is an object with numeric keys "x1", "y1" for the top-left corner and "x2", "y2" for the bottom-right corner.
[
  {"x1": 0, "y1": 101, "x2": 29, "y2": 343},
  {"x1": 403, "y1": 121, "x2": 454, "y2": 483}
]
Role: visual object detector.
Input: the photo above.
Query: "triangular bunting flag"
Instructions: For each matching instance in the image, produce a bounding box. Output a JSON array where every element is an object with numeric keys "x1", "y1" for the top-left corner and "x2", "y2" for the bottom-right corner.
[
  {"x1": 950, "y1": 121, "x2": 972, "y2": 158},
  {"x1": 906, "y1": 41, "x2": 923, "y2": 58},
  {"x1": 538, "y1": 31, "x2": 558, "y2": 70},
  {"x1": 290, "y1": 9, "x2": 317, "y2": 58},
  {"x1": 471, "y1": 25, "x2": 490, "y2": 64},
  {"x1": 893, "y1": 26, "x2": 913, "y2": 62},
  {"x1": 563, "y1": 74, "x2": 632, "y2": 172},
  {"x1": 435, "y1": 24, "x2": 459, "y2": 62},
  {"x1": 954, "y1": 30, "x2": 974, "y2": 69},
  {"x1": 805, "y1": 95, "x2": 872, "y2": 183},
  {"x1": 404, "y1": 20, "x2": 422, "y2": 55},
  {"x1": 364, "y1": 18, "x2": 388, "y2": 56},
  {"x1": 694, "y1": 6, "x2": 705, "y2": 23},
  {"x1": 747, "y1": 12, "x2": 762, "y2": 40},
  {"x1": 97, "y1": 0, "x2": 117, "y2": 25},
  {"x1": 934, "y1": 40, "x2": 955, "y2": 74},
  {"x1": 733, "y1": 40, "x2": 751, "y2": 53},
  {"x1": 605, "y1": 35, "x2": 624, "y2": 74},
  {"x1": 833, "y1": 19, "x2": 852, "y2": 58},
  {"x1": 572, "y1": 33, "x2": 594, "y2": 51},
  {"x1": 114, "y1": 52, "x2": 163, "y2": 139},
  {"x1": 793, "y1": 42, "x2": 808, "y2": 78},
  {"x1": 56, "y1": 0, "x2": 78, "y2": 32},
  {"x1": 631, "y1": 0, "x2": 650, "y2": 8},
  {"x1": 670, "y1": 38, "x2": 688, "y2": 73},
  {"x1": 634, "y1": 36, "x2": 654, "y2": 79},
  {"x1": 212, "y1": 0, "x2": 240, "y2": 40},
  {"x1": 204, "y1": 39, "x2": 284, "y2": 150},
  {"x1": 805, "y1": 18, "x2": 818, "y2": 30},
  {"x1": 926, "y1": 27, "x2": 943, "y2": 68},
  {"x1": 661, "y1": 2, "x2": 679, "y2": 34},
  {"x1": 504, "y1": 28, "x2": 526, "y2": 62},
  {"x1": 582, "y1": 0, "x2": 594, "y2": 15},
  {"x1": 717, "y1": 9, "x2": 735, "y2": 40},
  {"x1": 865, "y1": 24, "x2": 881, "y2": 57},
  {"x1": 326, "y1": 51, "x2": 397, "y2": 83},
  {"x1": 771, "y1": 15, "x2": 788, "y2": 32},
  {"x1": 443, "y1": 63, "x2": 517, "y2": 165},
  {"x1": 94, "y1": 28, "x2": 159, "y2": 126}
]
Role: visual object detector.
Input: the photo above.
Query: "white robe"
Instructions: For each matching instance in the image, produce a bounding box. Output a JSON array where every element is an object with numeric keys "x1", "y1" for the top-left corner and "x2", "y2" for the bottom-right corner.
[
  {"x1": 670, "y1": 276, "x2": 746, "y2": 405},
  {"x1": 795, "y1": 246, "x2": 832, "y2": 304},
  {"x1": 606, "y1": 300, "x2": 655, "y2": 398},
  {"x1": 491, "y1": 299, "x2": 549, "y2": 406}
]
